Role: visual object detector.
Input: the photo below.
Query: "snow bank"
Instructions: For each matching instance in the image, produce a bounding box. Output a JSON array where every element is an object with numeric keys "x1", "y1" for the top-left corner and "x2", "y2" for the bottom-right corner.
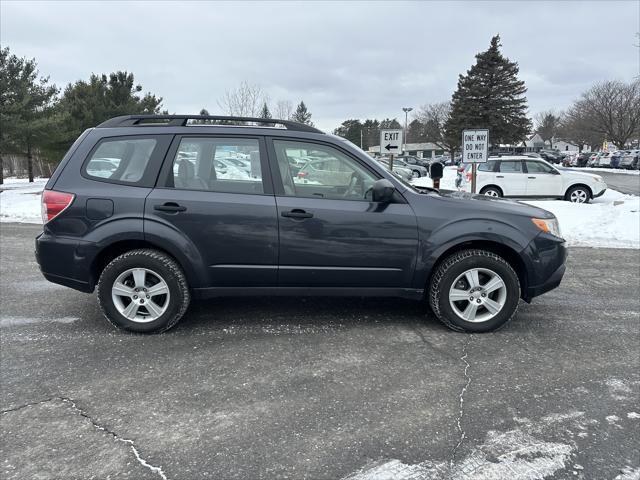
[
  {"x1": 0, "y1": 178, "x2": 47, "y2": 224},
  {"x1": 412, "y1": 167, "x2": 640, "y2": 249}
]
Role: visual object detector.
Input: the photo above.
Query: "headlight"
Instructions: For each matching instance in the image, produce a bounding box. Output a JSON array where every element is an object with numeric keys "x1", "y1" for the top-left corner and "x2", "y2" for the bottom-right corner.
[
  {"x1": 593, "y1": 175, "x2": 603, "y2": 182},
  {"x1": 532, "y1": 217, "x2": 562, "y2": 238}
]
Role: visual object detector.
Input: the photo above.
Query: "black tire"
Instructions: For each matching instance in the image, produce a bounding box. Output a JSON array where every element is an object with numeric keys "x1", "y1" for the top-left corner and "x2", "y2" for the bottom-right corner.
[
  {"x1": 97, "y1": 249, "x2": 190, "y2": 333},
  {"x1": 479, "y1": 186, "x2": 502, "y2": 197},
  {"x1": 564, "y1": 185, "x2": 591, "y2": 203},
  {"x1": 428, "y1": 249, "x2": 520, "y2": 333},
  {"x1": 412, "y1": 170, "x2": 421, "y2": 178}
]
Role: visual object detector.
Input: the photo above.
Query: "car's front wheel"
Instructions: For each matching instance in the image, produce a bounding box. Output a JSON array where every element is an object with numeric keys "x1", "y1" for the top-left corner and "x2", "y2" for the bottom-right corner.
[
  {"x1": 428, "y1": 249, "x2": 520, "y2": 332},
  {"x1": 412, "y1": 170, "x2": 421, "y2": 178},
  {"x1": 565, "y1": 185, "x2": 591, "y2": 203},
  {"x1": 97, "y1": 249, "x2": 190, "y2": 333}
]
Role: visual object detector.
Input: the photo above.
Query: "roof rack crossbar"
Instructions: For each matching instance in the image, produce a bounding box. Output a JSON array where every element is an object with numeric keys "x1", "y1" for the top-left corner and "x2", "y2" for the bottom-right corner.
[{"x1": 96, "y1": 115, "x2": 323, "y2": 133}]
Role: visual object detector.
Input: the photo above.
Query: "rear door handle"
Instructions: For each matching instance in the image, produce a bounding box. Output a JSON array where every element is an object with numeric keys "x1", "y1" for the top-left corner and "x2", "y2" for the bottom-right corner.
[
  {"x1": 528, "y1": 176, "x2": 536, "y2": 179},
  {"x1": 496, "y1": 175, "x2": 504, "y2": 178},
  {"x1": 282, "y1": 209, "x2": 313, "y2": 219},
  {"x1": 154, "y1": 202, "x2": 187, "y2": 213}
]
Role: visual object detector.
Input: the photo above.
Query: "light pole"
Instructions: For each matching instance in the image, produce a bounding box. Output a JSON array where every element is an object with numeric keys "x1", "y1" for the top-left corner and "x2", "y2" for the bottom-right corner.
[{"x1": 402, "y1": 107, "x2": 413, "y2": 154}]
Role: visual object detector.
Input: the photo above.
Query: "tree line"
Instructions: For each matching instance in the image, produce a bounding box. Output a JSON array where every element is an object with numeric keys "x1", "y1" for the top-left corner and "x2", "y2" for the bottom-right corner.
[
  {"x1": 334, "y1": 35, "x2": 639, "y2": 156},
  {"x1": 0, "y1": 48, "x2": 315, "y2": 184}
]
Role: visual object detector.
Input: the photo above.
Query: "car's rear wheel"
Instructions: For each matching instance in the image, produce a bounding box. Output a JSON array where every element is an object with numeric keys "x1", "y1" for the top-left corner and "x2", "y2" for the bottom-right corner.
[
  {"x1": 480, "y1": 186, "x2": 502, "y2": 197},
  {"x1": 565, "y1": 185, "x2": 591, "y2": 203},
  {"x1": 412, "y1": 170, "x2": 421, "y2": 178},
  {"x1": 97, "y1": 249, "x2": 190, "y2": 333},
  {"x1": 428, "y1": 249, "x2": 520, "y2": 332}
]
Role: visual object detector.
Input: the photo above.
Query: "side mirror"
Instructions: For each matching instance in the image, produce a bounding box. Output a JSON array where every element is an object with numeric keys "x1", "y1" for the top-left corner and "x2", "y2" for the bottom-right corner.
[{"x1": 372, "y1": 178, "x2": 395, "y2": 203}]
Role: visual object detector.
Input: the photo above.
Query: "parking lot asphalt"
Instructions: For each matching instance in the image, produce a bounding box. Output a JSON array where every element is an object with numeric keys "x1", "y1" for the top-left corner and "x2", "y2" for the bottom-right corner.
[
  {"x1": 595, "y1": 171, "x2": 640, "y2": 196},
  {"x1": 1, "y1": 223, "x2": 639, "y2": 480}
]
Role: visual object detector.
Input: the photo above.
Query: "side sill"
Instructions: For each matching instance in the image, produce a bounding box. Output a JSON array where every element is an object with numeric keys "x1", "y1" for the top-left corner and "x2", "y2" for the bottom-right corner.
[{"x1": 192, "y1": 286, "x2": 424, "y2": 301}]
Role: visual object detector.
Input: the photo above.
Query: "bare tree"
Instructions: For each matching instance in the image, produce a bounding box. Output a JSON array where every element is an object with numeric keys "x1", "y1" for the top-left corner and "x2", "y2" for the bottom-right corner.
[
  {"x1": 217, "y1": 81, "x2": 267, "y2": 117},
  {"x1": 274, "y1": 100, "x2": 293, "y2": 120},
  {"x1": 563, "y1": 79, "x2": 640, "y2": 149},
  {"x1": 416, "y1": 101, "x2": 457, "y2": 156},
  {"x1": 534, "y1": 110, "x2": 563, "y2": 148}
]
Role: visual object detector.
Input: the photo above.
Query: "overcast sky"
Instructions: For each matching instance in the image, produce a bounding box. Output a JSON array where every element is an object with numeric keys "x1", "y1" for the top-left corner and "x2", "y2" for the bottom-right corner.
[{"x1": 2, "y1": 0, "x2": 639, "y2": 131}]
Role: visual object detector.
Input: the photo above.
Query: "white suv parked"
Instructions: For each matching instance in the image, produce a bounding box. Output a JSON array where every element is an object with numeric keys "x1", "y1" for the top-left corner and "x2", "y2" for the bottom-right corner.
[{"x1": 464, "y1": 156, "x2": 607, "y2": 203}]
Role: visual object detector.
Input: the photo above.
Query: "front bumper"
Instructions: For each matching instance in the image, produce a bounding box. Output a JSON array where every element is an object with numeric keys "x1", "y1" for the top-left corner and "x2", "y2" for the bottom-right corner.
[
  {"x1": 593, "y1": 188, "x2": 606, "y2": 198},
  {"x1": 522, "y1": 234, "x2": 568, "y2": 302}
]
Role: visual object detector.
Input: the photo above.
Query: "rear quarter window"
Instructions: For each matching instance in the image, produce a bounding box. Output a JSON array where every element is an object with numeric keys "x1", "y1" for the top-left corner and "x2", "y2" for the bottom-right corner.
[{"x1": 82, "y1": 135, "x2": 169, "y2": 186}]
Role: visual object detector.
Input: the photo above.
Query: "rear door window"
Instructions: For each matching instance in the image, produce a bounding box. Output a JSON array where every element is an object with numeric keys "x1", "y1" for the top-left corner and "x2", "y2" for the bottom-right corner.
[
  {"x1": 499, "y1": 161, "x2": 523, "y2": 173},
  {"x1": 170, "y1": 137, "x2": 264, "y2": 194}
]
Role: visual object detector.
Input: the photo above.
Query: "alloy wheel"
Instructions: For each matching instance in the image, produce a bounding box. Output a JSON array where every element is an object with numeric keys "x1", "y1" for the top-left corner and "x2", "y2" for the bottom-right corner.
[
  {"x1": 111, "y1": 268, "x2": 170, "y2": 323},
  {"x1": 448, "y1": 268, "x2": 507, "y2": 323}
]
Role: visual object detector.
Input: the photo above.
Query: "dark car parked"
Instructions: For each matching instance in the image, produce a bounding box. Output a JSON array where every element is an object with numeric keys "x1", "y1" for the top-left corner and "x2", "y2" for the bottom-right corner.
[{"x1": 36, "y1": 115, "x2": 567, "y2": 334}]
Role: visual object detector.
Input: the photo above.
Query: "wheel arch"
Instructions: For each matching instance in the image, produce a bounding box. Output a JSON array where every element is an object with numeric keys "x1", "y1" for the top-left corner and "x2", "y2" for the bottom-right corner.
[
  {"x1": 565, "y1": 183, "x2": 593, "y2": 198},
  {"x1": 90, "y1": 239, "x2": 199, "y2": 291},
  {"x1": 479, "y1": 185, "x2": 503, "y2": 196},
  {"x1": 425, "y1": 239, "x2": 528, "y2": 299}
]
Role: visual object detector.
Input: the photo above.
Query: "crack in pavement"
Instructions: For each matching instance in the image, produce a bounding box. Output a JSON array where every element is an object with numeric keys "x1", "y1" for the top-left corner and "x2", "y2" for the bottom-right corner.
[
  {"x1": 450, "y1": 335, "x2": 473, "y2": 473},
  {"x1": 1, "y1": 396, "x2": 168, "y2": 480}
]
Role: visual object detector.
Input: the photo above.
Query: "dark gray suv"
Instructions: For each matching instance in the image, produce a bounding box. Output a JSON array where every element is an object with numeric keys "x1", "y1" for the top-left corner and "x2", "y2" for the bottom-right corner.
[{"x1": 36, "y1": 115, "x2": 567, "y2": 333}]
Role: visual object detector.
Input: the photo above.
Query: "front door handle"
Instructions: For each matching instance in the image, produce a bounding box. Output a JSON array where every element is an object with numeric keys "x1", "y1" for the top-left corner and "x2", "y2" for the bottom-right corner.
[
  {"x1": 154, "y1": 202, "x2": 187, "y2": 213},
  {"x1": 528, "y1": 176, "x2": 536, "y2": 179},
  {"x1": 496, "y1": 175, "x2": 504, "y2": 178},
  {"x1": 282, "y1": 209, "x2": 313, "y2": 219}
]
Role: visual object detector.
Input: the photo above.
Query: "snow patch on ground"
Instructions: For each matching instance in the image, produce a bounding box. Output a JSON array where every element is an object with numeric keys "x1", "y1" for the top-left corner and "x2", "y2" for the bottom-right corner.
[
  {"x1": 413, "y1": 168, "x2": 640, "y2": 249},
  {"x1": 0, "y1": 316, "x2": 79, "y2": 327},
  {"x1": 614, "y1": 466, "x2": 640, "y2": 480},
  {"x1": 343, "y1": 428, "x2": 573, "y2": 480},
  {"x1": 342, "y1": 411, "x2": 586, "y2": 480},
  {"x1": 627, "y1": 412, "x2": 640, "y2": 419},
  {"x1": 0, "y1": 178, "x2": 47, "y2": 224}
]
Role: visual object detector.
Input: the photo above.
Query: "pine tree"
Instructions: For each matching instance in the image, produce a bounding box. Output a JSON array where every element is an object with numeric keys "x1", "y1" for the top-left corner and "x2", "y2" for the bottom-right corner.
[
  {"x1": 0, "y1": 47, "x2": 58, "y2": 183},
  {"x1": 445, "y1": 35, "x2": 532, "y2": 151},
  {"x1": 259, "y1": 102, "x2": 272, "y2": 119},
  {"x1": 291, "y1": 101, "x2": 313, "y2": 126},
  {"x1": 334, "y1": 119, "x2": 363, "y2": 146}
]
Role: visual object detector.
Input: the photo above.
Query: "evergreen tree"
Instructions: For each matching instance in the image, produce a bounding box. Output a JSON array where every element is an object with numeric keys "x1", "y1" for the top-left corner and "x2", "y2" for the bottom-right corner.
[
  {"x1": 52, "y1": 72, "x2": 163, "y2": 156},
  {"x1": 361, "y1": 119, "x2": 380, "y2": 150},
  {"x1": 334, "y1": 119, "x2": 363, "y2": 146},
  {"x1": 380, "y1": 118, "x2": 402, "y2": 129},
  {"x1": 407, "y1": 119, "x2": 427, "y2": 143},
  {"x1": 291, "y1": 101, "x2": 313, "y2": 126},
  {"x1": 259, "y1": 102, "x2": 272, "y2": 119},
  {"x1": 444, "y1": 35, "x2": 532, "y2": 151},
  {"x1": 0, "y1": 47, "x2": 58, "y2": 183}
]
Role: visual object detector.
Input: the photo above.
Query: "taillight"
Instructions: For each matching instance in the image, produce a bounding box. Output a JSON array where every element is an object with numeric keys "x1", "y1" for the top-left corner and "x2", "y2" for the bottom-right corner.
[
  {"x1": 41, "y1": 190, "x2": 75, "y2": 224},
  {"x1": 297, "y1": 172, "x2": 308, "y2": 178}
]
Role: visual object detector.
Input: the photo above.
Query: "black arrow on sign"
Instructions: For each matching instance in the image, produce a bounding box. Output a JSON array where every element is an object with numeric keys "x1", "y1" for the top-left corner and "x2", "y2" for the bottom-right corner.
[{"x1": 385, "y1": 143, "x2": 398, "y2": 151}]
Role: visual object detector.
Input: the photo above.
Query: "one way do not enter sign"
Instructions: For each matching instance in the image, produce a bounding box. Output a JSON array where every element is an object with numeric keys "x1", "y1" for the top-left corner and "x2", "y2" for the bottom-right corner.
[{"x1": 380, "y1": 129, "x2": 403, "y2": 154}]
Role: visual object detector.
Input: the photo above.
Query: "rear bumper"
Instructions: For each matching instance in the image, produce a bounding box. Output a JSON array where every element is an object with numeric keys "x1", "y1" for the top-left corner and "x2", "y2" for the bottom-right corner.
[{"x1": 35, "y1": 232, "x2": 95, "y2": 293}]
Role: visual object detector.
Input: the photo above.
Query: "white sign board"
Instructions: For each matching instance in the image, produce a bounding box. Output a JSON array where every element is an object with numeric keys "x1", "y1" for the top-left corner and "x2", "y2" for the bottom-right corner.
[
  {"x1": 462, "y1": 129, "x2": 489, "y2": 163},
  {"x1": 380, "y1": 129, "x2": 403, "y2": 155}
]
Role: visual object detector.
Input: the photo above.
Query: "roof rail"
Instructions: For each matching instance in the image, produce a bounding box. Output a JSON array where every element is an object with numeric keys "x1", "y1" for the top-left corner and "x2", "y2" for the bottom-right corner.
[{"x1": 96, "y1": 115, "x2": 323, "y2": 133}]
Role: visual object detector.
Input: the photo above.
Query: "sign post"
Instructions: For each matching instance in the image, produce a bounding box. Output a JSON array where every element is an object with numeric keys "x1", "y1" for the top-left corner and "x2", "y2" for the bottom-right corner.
[
  {"x1": 462, "y1": 129, "x2": 489, "y2": 193},
  {"x1": 380, "y1": 129, "x2": 403, "y2": 171}
]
